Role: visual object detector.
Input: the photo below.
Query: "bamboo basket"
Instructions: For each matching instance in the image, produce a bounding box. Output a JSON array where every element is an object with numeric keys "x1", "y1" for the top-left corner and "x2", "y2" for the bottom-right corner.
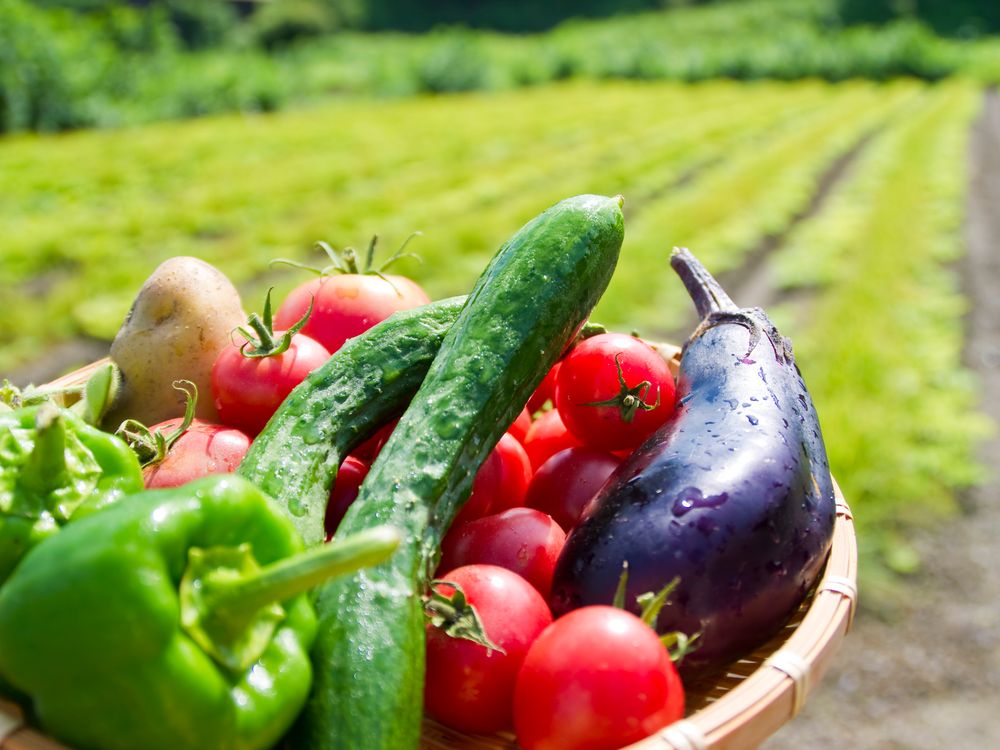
[{"x1": 1, "y1": 350, "x2": 858, "y2": 750}]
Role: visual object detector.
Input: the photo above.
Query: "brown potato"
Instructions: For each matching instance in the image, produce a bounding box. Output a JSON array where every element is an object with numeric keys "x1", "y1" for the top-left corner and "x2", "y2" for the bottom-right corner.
[{"x1": 102, "y1": 256, "x2": 245, "y2": 430}]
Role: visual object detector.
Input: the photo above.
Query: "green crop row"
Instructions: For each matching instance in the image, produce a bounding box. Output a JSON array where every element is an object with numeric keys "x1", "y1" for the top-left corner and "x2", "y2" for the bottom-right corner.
[
  {"x1": 769, "y1": 81, "x2": 991, "y2": 597},
  {"x1": 596, "y1": 79, "x2": 924, "y2": 330},
  {"x1": 0, "y1": 79, "x2": 849, "y2": 372}
]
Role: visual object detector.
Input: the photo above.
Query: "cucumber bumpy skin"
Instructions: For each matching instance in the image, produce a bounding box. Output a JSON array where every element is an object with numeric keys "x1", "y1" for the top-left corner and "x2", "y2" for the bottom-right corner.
[
  {"x1": 292, "y1": 194, "x2": 625, "y2": 750},
  {"x1": 237, "y1": 297, "x2": 466, "y2": 546}
]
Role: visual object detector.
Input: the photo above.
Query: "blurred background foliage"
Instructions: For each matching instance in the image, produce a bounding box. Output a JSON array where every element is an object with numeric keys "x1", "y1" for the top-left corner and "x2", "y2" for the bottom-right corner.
[{"x1": 5, "y1": 0, "x2": 1000, "y2": 134}]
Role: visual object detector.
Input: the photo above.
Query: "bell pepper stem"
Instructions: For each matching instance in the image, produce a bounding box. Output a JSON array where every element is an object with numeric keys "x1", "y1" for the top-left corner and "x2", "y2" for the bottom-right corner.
[
  {"x1": 21, "y1": 404, "x2": 67, "y2": 497},
  {"x1": 204, "y1": 525, "x2": 401, "y2": 623}
]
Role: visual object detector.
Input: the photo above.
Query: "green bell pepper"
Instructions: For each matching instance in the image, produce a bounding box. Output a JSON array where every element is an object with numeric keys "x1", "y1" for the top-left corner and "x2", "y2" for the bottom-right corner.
[
  {"x1": 0, "y1": 401, "x2": 144, "y2": 583},
  {"x1": 0, "y1": 474, "x2": 400, "y2": 750}
]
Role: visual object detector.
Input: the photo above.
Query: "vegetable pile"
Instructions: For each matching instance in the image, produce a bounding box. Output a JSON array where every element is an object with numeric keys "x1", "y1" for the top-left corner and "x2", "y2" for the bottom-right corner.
[{"x1": 0, "y1": 194, "x2": 836, "y2": 750}]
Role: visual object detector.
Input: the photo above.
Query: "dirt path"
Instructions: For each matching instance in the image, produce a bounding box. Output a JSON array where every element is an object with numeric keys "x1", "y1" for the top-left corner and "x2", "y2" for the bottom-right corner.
[{"x1": 761, "y1": 90, "x2": 1000, "y2": 750}]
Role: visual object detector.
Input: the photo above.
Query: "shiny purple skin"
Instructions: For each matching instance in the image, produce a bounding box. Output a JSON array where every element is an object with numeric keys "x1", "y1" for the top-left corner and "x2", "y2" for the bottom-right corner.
[{"x1": 549, "y1": 248, "x2": 836, "y2": 678}]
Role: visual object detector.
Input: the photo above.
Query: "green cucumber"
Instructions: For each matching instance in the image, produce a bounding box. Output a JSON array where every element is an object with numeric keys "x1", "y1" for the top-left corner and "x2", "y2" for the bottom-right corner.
[
  {"x1": 294, "y1": 194, "x2": 625, "y2": 750},
  {"x1": 237, "y1": 296, "x2": 466, "y2": 546}
]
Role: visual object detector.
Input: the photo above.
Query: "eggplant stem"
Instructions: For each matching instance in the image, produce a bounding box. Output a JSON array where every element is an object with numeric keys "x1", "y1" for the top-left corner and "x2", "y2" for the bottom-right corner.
[{"x1": 670, "y1": 247, "x2": 739, "y2": 318}]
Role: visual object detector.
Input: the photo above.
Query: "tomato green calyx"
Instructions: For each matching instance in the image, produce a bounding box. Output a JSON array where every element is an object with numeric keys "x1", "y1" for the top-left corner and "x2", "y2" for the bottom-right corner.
[
  {"x1": 237, "y1": 289, "x2": 312, "y2": 359},
  {"x1": 424, "y1": 579, "x2": 506, "y2": 654},
  {"x1": 270, "y1": 233, "x2": 423, "y2": 298},
  {"x1": 116, "y1": 380, "x2": 198, "y2": 468},
  {"x1": 582, "y1": 352, "x2": 661, "y2": 423},
  {"x1": 181, "y1": 525, "x2": 401, "y2": 671}
]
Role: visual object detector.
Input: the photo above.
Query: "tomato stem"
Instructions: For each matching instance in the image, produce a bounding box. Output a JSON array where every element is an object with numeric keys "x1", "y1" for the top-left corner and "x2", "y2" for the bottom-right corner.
[
  {"x1": 268, "y1": 234, "x2": 423, "y2": 298},
  {"x1": 424, "y1": 579, "x2": 506, "y2": 654},
  {"x1": 237, "y1": 289, "x2": 313, "y2": 359},
  {"x1": 116, "y1": 380, "x2": 198, "y2": 468},
  {"x1": 582, "y1": 353, "x2": 661, "y2": 423},
  {"x1": 21, "y1": 404, "x2": 68, "y2": 498}
]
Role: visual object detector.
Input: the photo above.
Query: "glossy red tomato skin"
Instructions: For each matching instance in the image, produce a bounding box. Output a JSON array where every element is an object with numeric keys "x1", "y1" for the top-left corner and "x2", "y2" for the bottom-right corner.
[
  {"x1": 142, "y1": 419, "x2": 252, "y2": 489},
  {"x1": 425, "y1": 565, "x2": 553, "y2": 735},
  {"x1": 555, "y1": 333, "x2": 677, "y2": 453},
  {"x1": 438, "y1": 508, "x2": 566, "y2": 598},
  {"x1": 514, "y1": 606, "x2": 685, "y2": 750},
  {"x1": 349, "y1": 419, "x2": 398, "y2": 462},
  {"x1": 522, "y1": 409, "x2": 583, "y2": 472},
  {"x1": 274, "y1": 274, "x2": 430, "y2": 354},
  {"x1": 528, "y1": 363, "x2": 562, "y2": 414},
  {"x1": 508, "y1": 407, "x2": 532, "y2": 444},
  {"x1": 525, "y1": 447, "x2": 622, "y2": 532},
  {"x1": 452, "y1": 433, "x2": 533, "y2": 527},
  {"x1": 324, "y1": 456, "x2": 370, "y2": 539},
  {"x1": 211, "y1": 332, "x2": 330, "y2": 436}
]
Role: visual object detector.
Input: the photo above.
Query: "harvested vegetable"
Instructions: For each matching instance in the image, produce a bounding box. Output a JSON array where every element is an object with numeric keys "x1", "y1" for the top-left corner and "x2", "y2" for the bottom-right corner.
[
  {"x1": 425, "y1": 565, "x2": 553, "y2": 735},
  {"x1": 273, "y1": 236, "x2": 430, "y2": 354},
  {"x1": 550, "y1": 247, "x2": 836, "y2": 677},
  {"x1": 0, "y1": 475, "x2": 400, "y2": 750},
  {"x1": 514, "y1": 605, "x2": 684, "y2": 750},
  {"x1": 103, "y1": 256, "x2": 246, "y2": 430},
  {"x1": 239, "y1": 296, "x2": 468, "y2": 546},
  {"x1": 0, "y1": 401, "x2": 143, "y2": 584},
  {"x1": 438, "y1": 508, "x2": 566, "y2": 598},
  {"x1": 295, "y1": 194, "x2": 624, "y2": 750},
  {"x1": 211, "y1": 291, "x2": 331, "y2": 437},
  {"x1": 554, "y1": 331, "x2": 677, "y2": 452}
]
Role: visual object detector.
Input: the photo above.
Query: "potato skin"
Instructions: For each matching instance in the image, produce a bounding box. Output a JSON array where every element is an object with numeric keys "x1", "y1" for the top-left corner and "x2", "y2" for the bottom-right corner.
[{"x1": 102, "y1": 257, "x2": 245, "y2": 430}]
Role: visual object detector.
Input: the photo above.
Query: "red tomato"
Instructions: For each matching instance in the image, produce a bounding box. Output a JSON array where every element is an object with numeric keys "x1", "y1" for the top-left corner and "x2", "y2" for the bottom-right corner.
[
  {"x1": 425, "y1": 565, "x2": 553, "y2": 734},
  {"x1": 142, "y1": 419, "x2": 251, "y2": 489},
  {"x1": 438, "y1": 508, "x2": 566, "y2": 598},
  {"x1": 527, "y1": 363, "x2": 561, "y2": 414},
  {"x1": 522, "y1": 409, "x2": 583, "y2": 471},
  {"x1": 324, "y1": 456, "x2": 370, "y2": 539},
  {"x1": 453, "y1": 433, "x2": 532, "y2": 527},
  {"x1": 274, "y1": 274, "x2": 429, "y2": 354},
  {"x1": 525, "y1": 447, "x2": 621, "y2": 532},
  {"x1": 555, "y1": 333, "x2": 677, "y2": 453},
  {"x1": 350, "y1": 419, "x2": 398, "y2": 462},
  {"x1": 508, "y1": 407, "x2": 532, "y2": 444},
  {"x1": 211, "y1": 331, "x2": 330, "y2": 436},
  {"x1": 514, "y1": 606, "x2": 685, "y2": 750}
]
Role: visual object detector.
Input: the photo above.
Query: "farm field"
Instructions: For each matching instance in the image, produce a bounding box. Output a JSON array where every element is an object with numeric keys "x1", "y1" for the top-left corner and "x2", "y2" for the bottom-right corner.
[{"x1": 0, "y1": 77, "x2": 989, "y2": 591}]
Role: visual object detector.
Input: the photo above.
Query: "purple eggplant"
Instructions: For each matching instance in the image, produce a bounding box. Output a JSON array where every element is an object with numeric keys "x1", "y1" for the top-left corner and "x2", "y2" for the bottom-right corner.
[{"x1": 549, "y1": 247, "x2": 836, "y2": 678}]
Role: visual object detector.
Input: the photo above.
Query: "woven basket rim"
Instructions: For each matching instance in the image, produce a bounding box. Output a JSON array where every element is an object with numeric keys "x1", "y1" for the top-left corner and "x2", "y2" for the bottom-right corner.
[{"x1": 2, "y1": 355, "x2": 857, "y2": 750}]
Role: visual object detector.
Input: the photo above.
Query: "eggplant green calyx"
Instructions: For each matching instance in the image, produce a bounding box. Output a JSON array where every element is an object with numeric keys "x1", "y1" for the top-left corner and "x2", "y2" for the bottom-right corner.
[
  {"x1": 117, "y1": 380, "x2": 197, "y2": 468},
  {"x1": 424, "y1": 579, "x2": 505, "y2": 654},
  {"x1": 181, "y1": 525, "x2": 400, "y2": 671},
  {"x1": 582, "y1": 352, "x2": 661, "y2": 423},
  {"x1": 237, "y1": 289, "x2": 313, "y2": 359},
  {"x1": 612, "y1": 563, "x2": 698, "y2": 664},
  {"x1": 0, "y1": 475, "x2": 396, "y2": 750}
]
